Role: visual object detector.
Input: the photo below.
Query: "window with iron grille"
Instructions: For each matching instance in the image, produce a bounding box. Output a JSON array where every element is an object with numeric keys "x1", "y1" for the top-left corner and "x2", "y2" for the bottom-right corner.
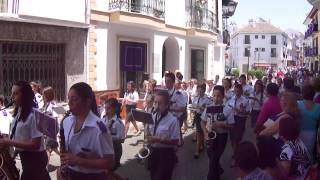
[
  {"x1": 244, "y1": 35, "x2": 250, "y2": 44},
  {"x1": 271, "y1": 35, "x2": 277, "y2": 44},
  {"x1": 0, "y1": 41, "x2": 66, "y2": 101},
  {"x1": 271, "y1": 48, "x2": 277, "y2": 57}
]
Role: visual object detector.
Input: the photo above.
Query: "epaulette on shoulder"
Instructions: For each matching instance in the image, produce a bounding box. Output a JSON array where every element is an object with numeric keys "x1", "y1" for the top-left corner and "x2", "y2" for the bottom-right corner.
[
  {"x1": 2, "y1": 110, "x2": 7, "y2": 116},
  {"x1": 96, "y1": 121, "x2": 107, "y2": 133}
]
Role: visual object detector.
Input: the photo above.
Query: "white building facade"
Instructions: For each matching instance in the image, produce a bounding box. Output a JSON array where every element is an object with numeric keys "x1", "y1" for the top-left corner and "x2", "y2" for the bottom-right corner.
[
  {"x1": 89, "y1": 0, "x2": 226, "y2": 98},
  {"x1": 0, "y1": 0, "x2": 90, "y2": 100},
  {"x1": 230, "y1": 19, "x2": 288, "y2": 74}
]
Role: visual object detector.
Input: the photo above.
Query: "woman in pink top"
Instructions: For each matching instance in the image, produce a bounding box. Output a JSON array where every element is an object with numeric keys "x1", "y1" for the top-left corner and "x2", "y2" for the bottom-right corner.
[{"x1": 255, "y1": 83, "x2": 282, "y2": 134}]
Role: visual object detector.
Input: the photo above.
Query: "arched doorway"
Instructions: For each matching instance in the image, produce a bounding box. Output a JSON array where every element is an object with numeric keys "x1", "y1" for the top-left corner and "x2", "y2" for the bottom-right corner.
[{"x1": 162, "y1": 37, "x2": 179, "y2": 76}]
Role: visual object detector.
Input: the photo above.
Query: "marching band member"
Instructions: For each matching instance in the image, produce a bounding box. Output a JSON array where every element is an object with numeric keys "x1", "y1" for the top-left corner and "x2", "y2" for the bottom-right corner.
[
  {"x1": 228, "y1": 84, "x2": 251, "y2": 148},
  {"x1": 30, "y1": 81, "x2": 44, "y2": 109},
  {"x1": 0, "y1": 95, "x2": 12, "y2": 135},
  {"x1": 223, "y1": 78, "x2": 234, "y2": 102},
  {"x1": 122, "y1": 81, "x2": 141, "y2": 137},
  {"x1": 41, "y1": 86, "x2": 59, "y2": 168},
  {"x1": 148, "y1": 90, "x2": 180, "y2": 180},
  {"x1": 0, "y1": 81, "x2": 50, "y2": 180},
  {"x1": 191, "y1": 83, "x2": 211, "y2": 159},
  {"x1": 239, "y1": 74, "x2": 253, "y2": 97},
  {"x1": 249, "y1": 80, "x2": 265, "y2": 128},
  {"x1": 60, "y1": 82, "x2": 114, "y2": 180},
  {"x1": 201, "y1": 85, "x2": 234, "y2": 180},
  {"x1": 164, "y1": 72, "x2": 186, "y2": 145},
  {"x1": 103, "y1": 98, "x2": 125, "y2": 180}
]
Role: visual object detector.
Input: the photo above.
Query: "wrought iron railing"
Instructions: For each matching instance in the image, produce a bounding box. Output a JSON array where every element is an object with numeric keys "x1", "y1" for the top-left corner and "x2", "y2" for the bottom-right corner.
[
  {"x1": 108, "y1": 0, "x2": 165, "y2": 19},
  {"x1": 186, "y1": 5, "x2": 217, "y2": 32}
]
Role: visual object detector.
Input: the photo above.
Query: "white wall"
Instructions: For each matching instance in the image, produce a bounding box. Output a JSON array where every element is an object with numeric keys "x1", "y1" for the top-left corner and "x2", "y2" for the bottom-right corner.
[
  {"x1": 165, "y1": 0, "x2": 185, "y2": 28},
  {"x1": 19, "y1": 0, "x2": 88, "y2": 23},
  {"x1": 95, "y1": 25, "x2": 108, "y2": 91}
]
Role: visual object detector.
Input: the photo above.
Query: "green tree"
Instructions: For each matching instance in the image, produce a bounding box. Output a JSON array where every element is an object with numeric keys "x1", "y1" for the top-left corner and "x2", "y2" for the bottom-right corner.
[{"x1": 231, "y1": 68, "x2": 240, "y2": 77}]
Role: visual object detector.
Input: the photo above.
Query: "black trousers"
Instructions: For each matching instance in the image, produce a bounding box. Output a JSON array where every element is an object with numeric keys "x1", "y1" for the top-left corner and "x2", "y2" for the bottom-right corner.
[
  {"x1": 250, "y1": 110, "x2": 260, "y2": 128},
  {"x1": 230, "y1": 116, "x2": 247, "y2": 146},
  {"x1": 68, "y1": 168, "x2": 108, "y2": 180},
  {"x1": 19, "y1": 150, "x2": 51, "y2": 180},
  {"x1": 112, "y1": 141, "x2": 123, "y2": 171},
  {"x1": 207, "y1": 133, "x2": 228, "y2": 180},
  {"x1": 150, "y1": 147, "x2": 177, "y2": 180}
]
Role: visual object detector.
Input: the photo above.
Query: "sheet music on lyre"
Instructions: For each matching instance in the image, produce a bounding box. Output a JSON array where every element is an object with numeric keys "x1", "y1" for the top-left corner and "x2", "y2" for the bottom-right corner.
[{"x1": 34, "y1": 108, "x2": 57, "y2": 140}]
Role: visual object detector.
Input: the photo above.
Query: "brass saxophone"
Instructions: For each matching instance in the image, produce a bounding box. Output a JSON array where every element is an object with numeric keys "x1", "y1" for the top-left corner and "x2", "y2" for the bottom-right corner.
[
  {"x1": 0, "y1": 134, "x2": 19, "y2": 180},
  {"x1": 58, "y1": 111, "x2": 71, "y2": 180}
]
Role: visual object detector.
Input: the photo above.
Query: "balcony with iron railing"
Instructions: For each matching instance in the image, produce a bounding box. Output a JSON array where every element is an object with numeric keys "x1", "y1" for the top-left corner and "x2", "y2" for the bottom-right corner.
[
  {"x1": 0, "y1": 0, "x2": 18, "y2": 14},
  {"x1": 108, "y1": 0, "x2": 165, "y2": 19},
  {"x1": 185, "y1": 5, "x2": 217, "y2": 32}
]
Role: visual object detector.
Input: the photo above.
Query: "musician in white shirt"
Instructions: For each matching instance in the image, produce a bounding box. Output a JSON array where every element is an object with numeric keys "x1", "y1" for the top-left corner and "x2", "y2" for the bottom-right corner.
[
  {"x1": 191, "y1": 84, "x2": 211, "y2": 159},
  {"x1": 0, "y1": 81, "x2": 50, "y2": 180},
  {"x1": 0, "y1": 95, "x2": 12, "y2": 135},
  {"x1": 239, "y1": 74, "x2": 253, "y2": 97},
  {"x1": 249, "y1": 80, "x2": 265, "y2": 128},
  {"x1": 147, "y1": 90, "x2": 179, "y2": 180},
  {"x1": 227, "y1": 84, "x2": 251, "y2": 148}
]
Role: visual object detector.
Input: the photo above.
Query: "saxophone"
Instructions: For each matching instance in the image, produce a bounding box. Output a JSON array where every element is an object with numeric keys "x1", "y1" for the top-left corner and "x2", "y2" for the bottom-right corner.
[
  {"x1": 0, "y1": 134, "x2": 19, "y2": 180},
  {"x1": 58, "y1": 111, "x2": 71, "y2": 180}
]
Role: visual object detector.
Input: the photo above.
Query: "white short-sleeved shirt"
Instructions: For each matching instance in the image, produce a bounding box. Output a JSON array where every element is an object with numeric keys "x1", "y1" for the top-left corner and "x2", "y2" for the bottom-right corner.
[
  {"x1": 168, "y1": 88, "x2": 186, "y2": 118},
  {"x1": 63, "y1": 110, "x2": 114, "y2": 173},
  {"x1": 103, "y1": 115, "x2": 125, "y2": 141},
  {"x1": 249, "y1": 92, "x2": 266, "y2": 111},
  {"x1": 191, "y1": 95, "x2": 212, "y2": 114},
  {"x1": 35, "y1": 92, "x2": 44, "y2": 109},
  {"x1": 43, "y1": 100, "x2": 58, "y2": 118},
  {"x1": 149, "y1": 112, "x2": 180, "y2": 148},
  {"x1": 201, "y1": 104, "x2": 234, "y2": 134},
  {"x1": 179, "y1": 89, "x2": 189, "y2": 106},
  {"x1": 11, "y1": 109, "x2": 44, "y2": 151},
  {"x1": 225, "y1": 89, "x2": 234, "y2": 102},
  {"x1": 242, "y1": 84, "x2": 254, "y2": 97},
  {"x1": 227, "y1": 95, "x2": 251, "y2": 118},
  {"x1": 0, "y1": 110, "x2": 13, "y2": 135},
  {"x1": 123, "y1": 91, "x2": 139, "y2": 106}
]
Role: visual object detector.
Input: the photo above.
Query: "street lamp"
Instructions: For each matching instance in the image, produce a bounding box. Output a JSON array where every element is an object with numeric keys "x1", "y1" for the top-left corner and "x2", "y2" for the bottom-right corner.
[{"x1": 246, "y1": 45, "x2": 251, "y2": 76}]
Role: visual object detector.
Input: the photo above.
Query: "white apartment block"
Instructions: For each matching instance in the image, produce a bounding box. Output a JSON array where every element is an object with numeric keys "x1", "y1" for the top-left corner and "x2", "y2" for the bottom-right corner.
[{"x1": 230, "y1": 18, "x2": 288, "y2": 74}]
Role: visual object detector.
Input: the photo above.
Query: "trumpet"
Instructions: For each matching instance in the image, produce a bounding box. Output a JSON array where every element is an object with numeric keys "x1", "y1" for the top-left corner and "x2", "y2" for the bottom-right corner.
[{"x1": 137, "y1": 123, "x2": 151, "y2": 159}]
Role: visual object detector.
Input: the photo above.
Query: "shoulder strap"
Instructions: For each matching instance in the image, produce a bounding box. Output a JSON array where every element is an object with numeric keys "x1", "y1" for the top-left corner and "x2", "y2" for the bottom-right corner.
[{"x1": 10, "y1": 118, "x2": 19, "y2": 139}]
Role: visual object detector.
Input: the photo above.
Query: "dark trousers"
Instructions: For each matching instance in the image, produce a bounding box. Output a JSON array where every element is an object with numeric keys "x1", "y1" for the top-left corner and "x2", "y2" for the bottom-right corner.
[
  {"x1": 19, "y1": 151, "x2": 51, "y2": 180},
  {"x1": 150, "y1": 147, "x2": 177, "y2": 180},
  {"x1": 207, "y1": 133, "x2": 228, "y2": 180},
  {"x1": 230, "y1": 116, "x2": 247, "y2": 146},
  {"x1": 68, "y1": 168, "x2": 108, "y2": 180},
  {"x1": 250, "y1": 110, "x2": 260, "y2": 128},
  {"x1": 112, "y1": 141, "x2": 123, "y2": 170}
]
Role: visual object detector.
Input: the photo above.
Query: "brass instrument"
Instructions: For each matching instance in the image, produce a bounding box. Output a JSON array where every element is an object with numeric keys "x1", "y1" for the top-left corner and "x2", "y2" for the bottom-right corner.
[
  {"x1": 207, "y1": 114, "x2": 217, "y2": 141},
  {"x1": 58, "y1": 111, "x2": 71, "y2": 180},
  {"x1": 137, "y1": 123, "x2": 151, "y2": 159},
  {"x1": 0, "y1": 134, "x2": 19, "y2": 180}
]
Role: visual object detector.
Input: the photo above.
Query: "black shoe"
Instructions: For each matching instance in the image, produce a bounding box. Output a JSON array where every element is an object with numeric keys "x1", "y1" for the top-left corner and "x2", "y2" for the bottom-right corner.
[{"x1": 194, "y1": 154, "x2": 199, "y2": 159}]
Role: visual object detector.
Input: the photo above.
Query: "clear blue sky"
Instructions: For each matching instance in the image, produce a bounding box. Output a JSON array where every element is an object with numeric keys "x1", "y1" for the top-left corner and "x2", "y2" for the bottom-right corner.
[{"x1": 229, "y1": 0, "x2": 313, "y2": 33}]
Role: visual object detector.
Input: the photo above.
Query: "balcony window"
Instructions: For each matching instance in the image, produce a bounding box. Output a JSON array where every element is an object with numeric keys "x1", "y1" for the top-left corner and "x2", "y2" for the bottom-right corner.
[
  {"x1": 108, "y1": 0, "x2": 165, "y2": 19},
  {"x1": 186, "y1": 1, "x2": 217, "y2": 32},
  {"x1": 271, "y1": 35, "x2": 277, "y2": 44},
  {"x1": 262, "y1": 48, "x2": 265, "y2": 52},
  {"x1": 262, "y1": 35, "x2": 265, "y2": 39},
  {"x1": 244, "y1": 35, "x2": 250, "y2": 44},
  {"x1": 255, "y1": 35, "x2": 258, "y2": 39},
  {"x1": 271, "y1": 48, "x2": 277, "y2": 57}
]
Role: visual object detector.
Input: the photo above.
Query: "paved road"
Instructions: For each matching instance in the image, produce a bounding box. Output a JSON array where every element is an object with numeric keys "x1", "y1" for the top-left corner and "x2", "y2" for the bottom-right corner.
[{"x1": 14, "y1": 120, "x2": 255, "y2": 180}]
